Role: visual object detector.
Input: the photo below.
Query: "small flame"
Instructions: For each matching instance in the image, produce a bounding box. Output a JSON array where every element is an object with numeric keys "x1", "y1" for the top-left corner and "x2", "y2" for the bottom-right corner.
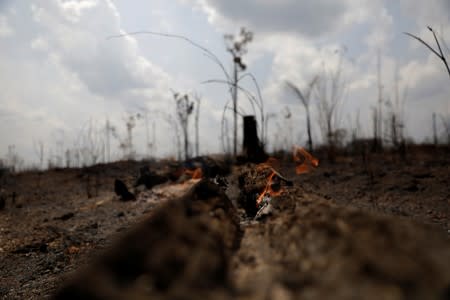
[
  {"x1": 254, "y1": 150, "x2": 317, "y2": 208},
  {"x1": 256, "y1": 170, "x2": 284, "y2": 207},
  {"x1": 191, "y1": 168, "x2": 203, "y2": 179},
  {"x1": 293, "y1": 146, "x2": 319, "y2": 174},
  {"x1": 184, "y1": 167, "x2": 203, "y2": 179}
]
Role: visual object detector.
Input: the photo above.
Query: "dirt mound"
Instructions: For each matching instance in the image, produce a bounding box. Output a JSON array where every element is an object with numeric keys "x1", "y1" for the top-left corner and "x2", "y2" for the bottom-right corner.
[
  {"x1": 232, "y1": 189, "x2": 450, "y2": 299},
  {"x1": 52, "y1": 180, "x2": 240, "y2": 300}
]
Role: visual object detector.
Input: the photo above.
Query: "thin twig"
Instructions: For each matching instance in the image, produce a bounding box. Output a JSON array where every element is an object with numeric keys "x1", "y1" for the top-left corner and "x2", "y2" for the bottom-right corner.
[
  {"x1": 107, "y1": 31, "x2": 232, "y2": 83},
  {"x1": 429, "y1": 27, "x2": 450, "y2": 79},
  {"x1": 404, "y1": 32, "x2": 442, "y2": 58},
  {"x1": 201, "y1": 79, "x2": 258, "y2": 116},
  {"x1": 286, "y1": 81, "x2": 308, "y2": 107},
  {"x1": 404, "y1": 29, "x2": 450, "y2": 80}
]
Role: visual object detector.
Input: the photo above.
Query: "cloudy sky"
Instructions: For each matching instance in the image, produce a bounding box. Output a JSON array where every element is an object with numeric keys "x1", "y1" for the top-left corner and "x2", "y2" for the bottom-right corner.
[{"x1": 1, "y1": 0, "x2": 449, "y2": 167}]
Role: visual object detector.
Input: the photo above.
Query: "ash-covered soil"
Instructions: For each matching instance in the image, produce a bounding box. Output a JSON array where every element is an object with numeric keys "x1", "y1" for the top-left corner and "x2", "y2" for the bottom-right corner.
[{"x1": 0, "y1": 148, "x2": 449, "y2": 299}]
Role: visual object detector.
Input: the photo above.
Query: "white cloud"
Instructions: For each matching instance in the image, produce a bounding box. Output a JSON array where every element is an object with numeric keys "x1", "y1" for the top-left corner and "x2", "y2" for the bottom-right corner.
[
  {"x1": 0, "y1": 14, "x2": 14, "y2": 37},
  {"x1": 399, "y1": 0, "x2": 450, "y2": 28},
  {"x1": 400, "y1": 52, "x2": 450, "y2": 102},
  {"x1": 364, "y1": 6, "x2": 394, "y2": 50},
  {"x1": 184, "y1": 0, "x2": 378, "y2": 38},
  {"x1": 59, "y1": 0, "x2": 99, "y2": 23},
  {"x1": 27, "y1": 1, "x2": 171, "y2": 97},
  {"x1": 1, "y1": 0, "x2": 449, "y2": 165},
  {"x1": 0, "y1": 0, "x2": 176, "y2": 162},
  {"x1": 30, "y1": 36, "x2": 49, "y2": 51}
]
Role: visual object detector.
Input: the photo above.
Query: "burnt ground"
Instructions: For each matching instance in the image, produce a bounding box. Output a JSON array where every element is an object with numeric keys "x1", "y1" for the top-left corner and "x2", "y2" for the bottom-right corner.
[{"x1": 0, "y1": 147, "x2": 449, "y2": 299}]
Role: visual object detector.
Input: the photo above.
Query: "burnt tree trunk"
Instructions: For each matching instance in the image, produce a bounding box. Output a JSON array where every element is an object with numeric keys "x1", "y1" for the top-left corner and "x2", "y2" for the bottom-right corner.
[{"x1": 243, "y1": 116, "x2": 267, "y2": 163}]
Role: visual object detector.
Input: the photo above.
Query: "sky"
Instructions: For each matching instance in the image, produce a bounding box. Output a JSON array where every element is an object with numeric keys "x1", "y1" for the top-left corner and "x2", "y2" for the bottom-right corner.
[{"x1": 0, "y1": 0, "x2": 449, "y2": 168}]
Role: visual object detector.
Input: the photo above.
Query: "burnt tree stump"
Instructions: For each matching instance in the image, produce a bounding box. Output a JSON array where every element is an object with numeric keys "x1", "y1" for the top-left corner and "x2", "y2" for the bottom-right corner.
[{"x1": 242, "y1": 115, "x2": 267, "y2": 163}]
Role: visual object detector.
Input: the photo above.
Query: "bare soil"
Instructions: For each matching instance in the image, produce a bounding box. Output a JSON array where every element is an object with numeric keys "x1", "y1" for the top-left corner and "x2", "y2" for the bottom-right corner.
[{"x1": 0, "y1": 147, "x2": 449, "y2": 299}]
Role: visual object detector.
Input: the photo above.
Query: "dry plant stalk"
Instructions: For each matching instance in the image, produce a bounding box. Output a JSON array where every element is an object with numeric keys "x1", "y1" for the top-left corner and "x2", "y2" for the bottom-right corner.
[{"x1": 404, "y1": 27, "x2": 450, "y2": 80}]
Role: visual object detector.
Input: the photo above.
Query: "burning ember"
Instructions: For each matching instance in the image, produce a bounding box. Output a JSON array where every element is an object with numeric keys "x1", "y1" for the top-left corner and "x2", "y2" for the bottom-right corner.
[
  {"x1": 253, "y1": 149, "x2": 318, "y2": 219},
  {"x1": 293, "y1": 146, "x2": 319, "y2": 174},
  {"x1": 255, "y1": 165, "x2": 285, "y2": 207},
  {"x1": 184, "y1": 167, "x2": 203, "y2": 179},
  {"x1": 238, "y1": 149, "x2": 318, "y2": 219},
  {"x1": 254, "y1": 158, "x2": 293, "y2": 209}
]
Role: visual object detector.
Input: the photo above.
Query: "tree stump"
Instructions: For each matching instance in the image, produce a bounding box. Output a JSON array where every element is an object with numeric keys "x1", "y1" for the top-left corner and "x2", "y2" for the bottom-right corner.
[{"x1": 242, "y1": 116, "x2": 267, "y2": 163}]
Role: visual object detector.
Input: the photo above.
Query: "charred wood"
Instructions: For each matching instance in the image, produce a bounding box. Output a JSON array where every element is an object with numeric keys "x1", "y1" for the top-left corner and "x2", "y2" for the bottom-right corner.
[
  {"x1": 114, "y1": 179, "x2": 135, "y2": 201},
  {"x1": 242, "y1": 116, "x2": 267, "y2": 164}
]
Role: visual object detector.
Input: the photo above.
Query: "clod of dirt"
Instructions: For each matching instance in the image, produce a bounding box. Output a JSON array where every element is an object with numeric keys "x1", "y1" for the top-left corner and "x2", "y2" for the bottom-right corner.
[
  {"x1": 114, "y1": 179, "x2": 135, "y2": 201},
  {"x1": 52, "y1": 179, "x2": 241, "y2": 300},
  {"x1": 232, "y1": 189, "x2": 450, "y2": 300}
]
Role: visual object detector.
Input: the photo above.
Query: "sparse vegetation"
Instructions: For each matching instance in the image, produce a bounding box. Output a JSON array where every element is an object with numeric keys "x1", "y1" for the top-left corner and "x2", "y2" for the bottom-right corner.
[
  {"x1": 193, "y1": 93, "x2": 202, "y2": 157},
  {"x1": 224, "y1": 28, "x2": 253, "y2": 157},
  {"x1": 313, "y1": 50, "x2": 348, "y2": 161},
  {"x1": 2, "y1": 26, "x2": 449, "y2": 168},
  {"x1": 372, "y1": 51, "x2": 384, "y2": 152},
  {"x1": 405, "y1": 26, "x2": 450, "y2": 80},
  {"x1": 439, "y1": 113, "x2": 450, "y2": 145},
  {"x1": 172, "y1": 91, "x2": 195, "y2": 160},
  {"x1": 384, "y1": 65, "x2": 408, "y2": 157},
  {"x1": 286, "y1": 76, "x2": 318, "y2": 152}
]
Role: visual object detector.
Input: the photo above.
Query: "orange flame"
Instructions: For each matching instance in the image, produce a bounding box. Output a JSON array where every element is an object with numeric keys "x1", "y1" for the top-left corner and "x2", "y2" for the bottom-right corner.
[
  {"x1": 184, "y1": 167, "x2": 203, "y2": 179},
  {"x1": 256, "y1": 170, "x2": 284, "y2": 207},
  {"x1": 293, "y1": 146, "x2": 319, "y2": 174},
  {"x1": 254, "y1": 157, "x2": 290, "y2": 207},
  {"x1": 254, "y1": 150, "x2": 318, "y2": 208},
  {"x1": 191, "y1": 168, "x2": 203, "y2": 179}
]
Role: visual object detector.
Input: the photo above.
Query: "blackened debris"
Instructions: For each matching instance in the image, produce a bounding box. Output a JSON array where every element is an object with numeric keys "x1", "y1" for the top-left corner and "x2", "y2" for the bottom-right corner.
[
  {"x1": 183, "y1": 156, "x2": 231, "y2": 178},
  {"x1": 114, "y1": 179, "x2": 135, "y2": 201},
  {"x1": 12, "y1": 242, "x2": 48, "y2": 254},
  {"x1": 54, "y1": 212, "x2": 75, "y2": 221},
  {"x1": 242, "y1": 115, "x2": 268, "y2": 164},
  {"x1": 135, "y1": 170, "x2": 168, "y2": 189},
  {"x1": 0, "y1": 193, "x2": 5, "y2": 210},
  {"x1": 213, "y1": 175, "x2": 229, "y2": 190}
]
